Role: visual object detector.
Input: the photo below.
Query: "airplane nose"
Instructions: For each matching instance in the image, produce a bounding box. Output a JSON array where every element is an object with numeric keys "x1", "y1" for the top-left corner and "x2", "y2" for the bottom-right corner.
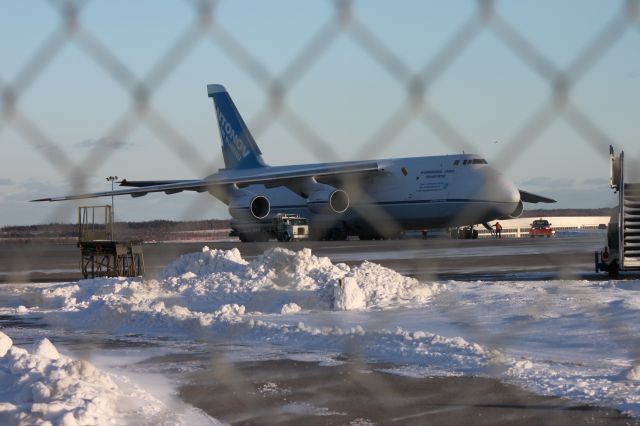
[
  {"x1": 496, "y1": 176, "x2": 520, "y2": 204},
  {"x1": 493, "y1": 174, "x2": 522, "y2": 218},
  {"x1": 477, "y1": 167, "x2": 521, "y2": 217},
  {"x1": 478, "y1": 167, "x2": 520, "y2": 203}
]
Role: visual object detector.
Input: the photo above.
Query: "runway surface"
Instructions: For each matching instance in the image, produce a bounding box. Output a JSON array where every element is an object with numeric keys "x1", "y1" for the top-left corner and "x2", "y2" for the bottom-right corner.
[{"x1": 0, "y1": 232, "x2": 609, "y2": 283}]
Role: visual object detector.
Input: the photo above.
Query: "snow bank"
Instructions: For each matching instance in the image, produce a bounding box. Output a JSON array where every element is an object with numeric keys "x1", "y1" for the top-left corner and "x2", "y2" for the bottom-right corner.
[
  {"x1": 25, "y1": 247, "x2": 440, "y2": 338},
  {"x1": 0, "y1": 331, "x2": 119, "y2": 425},
  {"x1": 6, "y1": 256, "x2": 640, "y2": 419},
  {"x1": 160, "y1": 247, "x2": 440, "y2": 311},
  {"x1": 161, "y1": 246, "x2": 248, "y2": 278},
  {"x1": 333, "y1": 277, "x2": 366, "y2": 310},
  {"x1": 627, "y1": 365, "x2": 640, "y2": 381},
  {"x1": 0, "y1": 331, "x2": 215, "y2": 425}
]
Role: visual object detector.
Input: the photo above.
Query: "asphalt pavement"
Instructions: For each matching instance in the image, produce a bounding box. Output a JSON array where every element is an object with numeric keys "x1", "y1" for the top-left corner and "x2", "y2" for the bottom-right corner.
[{"x1": 0, "y1": 233, "x2": 610, "y2": 283}]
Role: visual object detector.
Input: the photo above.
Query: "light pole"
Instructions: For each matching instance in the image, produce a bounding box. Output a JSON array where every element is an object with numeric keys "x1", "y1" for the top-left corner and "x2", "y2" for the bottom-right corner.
[{"x1": 106, "y1": 176, "x2": 118, "y2": 238}]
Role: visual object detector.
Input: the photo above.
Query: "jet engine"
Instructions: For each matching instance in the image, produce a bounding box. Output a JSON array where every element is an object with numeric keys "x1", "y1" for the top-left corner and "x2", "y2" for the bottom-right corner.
[
  {"x1": 228, "y1": 190, "x2": 270, "y2": 220},
  {"x1": 307, "y1": 186, "x2": 349, "y2": 214},
  {"x1": 500, "y1": 200, "x2": 523, "y2": 219},
  {"x1": 287, "y1": 178, "x2": 349, "y2": 214}
]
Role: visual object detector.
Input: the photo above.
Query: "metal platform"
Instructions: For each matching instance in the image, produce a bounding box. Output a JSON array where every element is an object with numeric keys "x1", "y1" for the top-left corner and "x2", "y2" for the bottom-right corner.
[
  {"x1": 595, "y1": 147, "x2": 640, "y2": 276},
  {"x1": 79, "y1": 240, "x2": 144, "y2": 278},
  {"x1": 78, "y1": 205, "x2": 145, "y2": 278}
]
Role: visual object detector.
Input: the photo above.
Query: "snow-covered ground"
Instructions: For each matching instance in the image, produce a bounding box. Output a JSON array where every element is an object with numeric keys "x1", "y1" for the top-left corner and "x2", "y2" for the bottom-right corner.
[{"x1": 1, "y1": 246, "x2": 640, "y2": 422}]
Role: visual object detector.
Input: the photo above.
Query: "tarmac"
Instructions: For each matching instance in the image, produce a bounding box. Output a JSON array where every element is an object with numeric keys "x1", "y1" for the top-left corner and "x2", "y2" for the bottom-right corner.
[
  {"x1": 0, "y1": 233, "x2": 610, "y2": 284},
  {"x1": 176, "y1": 351, "x2": 634, "y2": 425},
  {"x1": 2, "y1": 233, "x2": 639, "y2": 424}
]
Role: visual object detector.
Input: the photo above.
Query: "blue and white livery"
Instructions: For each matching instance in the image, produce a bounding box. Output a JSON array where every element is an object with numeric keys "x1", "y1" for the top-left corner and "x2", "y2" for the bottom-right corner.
[{"x1": 34, "y1": 84, "x2": 555, "y2": 240}]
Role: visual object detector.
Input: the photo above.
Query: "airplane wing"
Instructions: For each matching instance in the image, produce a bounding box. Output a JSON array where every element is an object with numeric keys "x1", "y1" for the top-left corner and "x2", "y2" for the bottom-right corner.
[
  {"x1": 31, "y1": 179, "x2": 210, "y2": 201},
  {"x1": 519, "y1": 189, "x2": 556, "y2": 203},
  {"x1": 31, "y1": 161, "x2": 382, "y2": 202}
]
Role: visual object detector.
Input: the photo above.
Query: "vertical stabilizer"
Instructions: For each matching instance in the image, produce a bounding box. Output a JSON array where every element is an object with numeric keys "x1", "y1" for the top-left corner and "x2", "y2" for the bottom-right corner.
[{"x1": 207, "y1": 84, "x2": 267, "y2": 169}]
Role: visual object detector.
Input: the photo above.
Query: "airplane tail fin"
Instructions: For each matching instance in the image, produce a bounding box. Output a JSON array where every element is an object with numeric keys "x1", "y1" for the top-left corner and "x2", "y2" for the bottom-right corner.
[{"x1": 208, "y1": 84, "x2": 267, "y2": 170}]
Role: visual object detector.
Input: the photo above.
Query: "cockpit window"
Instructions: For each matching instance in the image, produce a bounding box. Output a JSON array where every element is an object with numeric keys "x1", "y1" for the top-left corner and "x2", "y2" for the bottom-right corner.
[
  {"x1": 471, "y1": 159, "x2": 488, "y2": 164},
  {"x1": 462, "y1": 160, "x2": 468, "y2": 165},
  {"x1": 453, "y1": 160, "x2": 460, "y2": 165}
]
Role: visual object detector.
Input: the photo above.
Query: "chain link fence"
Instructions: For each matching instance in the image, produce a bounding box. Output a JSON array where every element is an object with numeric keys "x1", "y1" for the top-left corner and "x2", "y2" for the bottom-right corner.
[
  {"x1": 1, "y1": 0, "x2": 638, "y2": 222},
  {"x1": 1, "y1": 0, "x2": 640, "y2": 423}
]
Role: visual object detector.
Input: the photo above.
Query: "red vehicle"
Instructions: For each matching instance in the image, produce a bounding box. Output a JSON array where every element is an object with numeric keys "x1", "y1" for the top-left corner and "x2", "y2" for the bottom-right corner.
[{"x1": 529, "y1": 219, "x2": 555, "y2": 238}]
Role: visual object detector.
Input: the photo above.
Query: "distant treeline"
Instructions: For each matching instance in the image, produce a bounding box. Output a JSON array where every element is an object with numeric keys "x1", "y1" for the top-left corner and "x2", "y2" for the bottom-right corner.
[
  {"x1": 1, "y1": 209, "x2": 614, "y2": 241},
  {"x1": 1, "y1": 219, "x2": 232, "y2": 241},
  {"x1": 520, "y1": 207, "x2": 615, "y2": 218}
]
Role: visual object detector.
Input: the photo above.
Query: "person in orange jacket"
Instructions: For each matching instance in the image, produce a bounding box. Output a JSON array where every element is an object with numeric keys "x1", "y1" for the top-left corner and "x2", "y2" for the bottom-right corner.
[{"x1": 494, "y1": 221, "x2": 503, "y2": 239}]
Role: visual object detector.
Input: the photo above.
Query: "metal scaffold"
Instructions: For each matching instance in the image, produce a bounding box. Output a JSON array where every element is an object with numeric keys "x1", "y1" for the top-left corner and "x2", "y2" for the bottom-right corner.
[{"x1": 78, "y1": 206, "x2": 144, "y2": 279}]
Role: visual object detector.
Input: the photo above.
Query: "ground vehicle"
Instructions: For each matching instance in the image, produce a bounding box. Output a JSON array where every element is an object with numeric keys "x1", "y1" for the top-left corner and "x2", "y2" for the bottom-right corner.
[
  {"x1": 450, "y1": 225, "x2": 478, "y2": 239},
  {"x1": 273, "y1": 214, "x2": 309, "y2": 241},
  {"x1": 528, "y1": 219, "x2": 555, "y2": 238},
  {"x1": 231, "y1": 214, "x2": 309, "y2": 242}
]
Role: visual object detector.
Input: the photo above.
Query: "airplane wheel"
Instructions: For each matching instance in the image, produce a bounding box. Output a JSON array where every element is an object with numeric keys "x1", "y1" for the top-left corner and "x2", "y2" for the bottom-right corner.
[
  {"x1": 608, "y1": 261, "x2": 619, "y2": 278},
  {"x1": 330, "y1": 228, "x2": 347, "y2": 241}
]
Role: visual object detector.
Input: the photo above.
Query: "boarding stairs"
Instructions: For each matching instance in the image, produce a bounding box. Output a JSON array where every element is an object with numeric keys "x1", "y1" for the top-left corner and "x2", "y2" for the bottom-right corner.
[{"x1": 622, "y1": 183, "x2": 640, "y2": 268}]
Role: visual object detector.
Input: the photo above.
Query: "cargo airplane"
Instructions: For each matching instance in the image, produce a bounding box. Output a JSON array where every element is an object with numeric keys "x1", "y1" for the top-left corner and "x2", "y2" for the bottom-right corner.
[{"x1": 34, "y1": 84, "x2": 555, "y2": 241}]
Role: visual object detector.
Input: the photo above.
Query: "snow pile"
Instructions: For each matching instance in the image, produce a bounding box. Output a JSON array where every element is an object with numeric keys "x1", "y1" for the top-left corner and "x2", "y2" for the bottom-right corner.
[
  {"x1": 26, "y1": 248, "x2": 440, "y2": 336},
  {"x1": 40, "y1": 277, "x2": 249, "y2": 333},
  {"x1": 0, "y1": 331, "x2": 216, "y2": 425},
  {"x1": 627, "y1": 366, "x2": 640, "y2": 381},
  {"x1": 161, "y1": 247, "x2": 441, "y2": 311},
  {"x1": 281, "y1": 303, "x2": 302, "y2": 314},
  {"x1": 162, "y1": 246, "x2": 248, "y2": 278},
  {"x1": 333, "y1": 277, "x2": 366, "y2": 310},
  {"x1": 0, "y1": 332, "x2": 11, "y2": 357},
  {"x1": 0, "y1": 331, "x2": 119, "y2": 425},
  {"x1": 7, "y1": 260, "x2": 640, "y2": 419}
]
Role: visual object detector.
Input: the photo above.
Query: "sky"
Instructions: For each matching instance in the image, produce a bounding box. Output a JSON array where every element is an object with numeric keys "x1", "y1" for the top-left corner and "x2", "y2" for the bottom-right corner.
[{"x1": 0, "y1": 0, "x2": 638, "y2": 226}]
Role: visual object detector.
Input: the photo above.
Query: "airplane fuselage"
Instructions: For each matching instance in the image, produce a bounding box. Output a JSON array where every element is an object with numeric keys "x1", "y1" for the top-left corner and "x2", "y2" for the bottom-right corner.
[
  {"x1": 35, "y1": 83, "x2": 551, "y2": 241},
  {"x1": 223, "y1": 153, "x2": 521, "y2": 238}
]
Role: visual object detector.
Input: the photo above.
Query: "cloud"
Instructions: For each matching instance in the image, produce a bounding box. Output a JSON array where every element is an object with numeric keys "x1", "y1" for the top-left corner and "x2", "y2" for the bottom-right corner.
[
  {"x1": 76, "y1": 138, "x2": 133, "y2": 150},
  {"x1": 0, "y1": 178, "x2": 14, "y2": 186},
  {"x1": 581, "y1": 177, "x2": 608, "y2": 187},
  {"x1": 3, "y1": 179, "x2": 87, "y2": 201},
  {"x1": 519, "y1": 176, "x2": 575, "y2": 188},
  {"x1": 520, "y1": 176, "x2": 612, "y2": 192}
]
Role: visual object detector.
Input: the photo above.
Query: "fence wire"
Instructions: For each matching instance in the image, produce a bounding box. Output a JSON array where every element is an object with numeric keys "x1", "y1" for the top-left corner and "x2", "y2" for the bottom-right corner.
[{"x1": 1, "y1": 0, "x2": 640, "y2": 424}]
